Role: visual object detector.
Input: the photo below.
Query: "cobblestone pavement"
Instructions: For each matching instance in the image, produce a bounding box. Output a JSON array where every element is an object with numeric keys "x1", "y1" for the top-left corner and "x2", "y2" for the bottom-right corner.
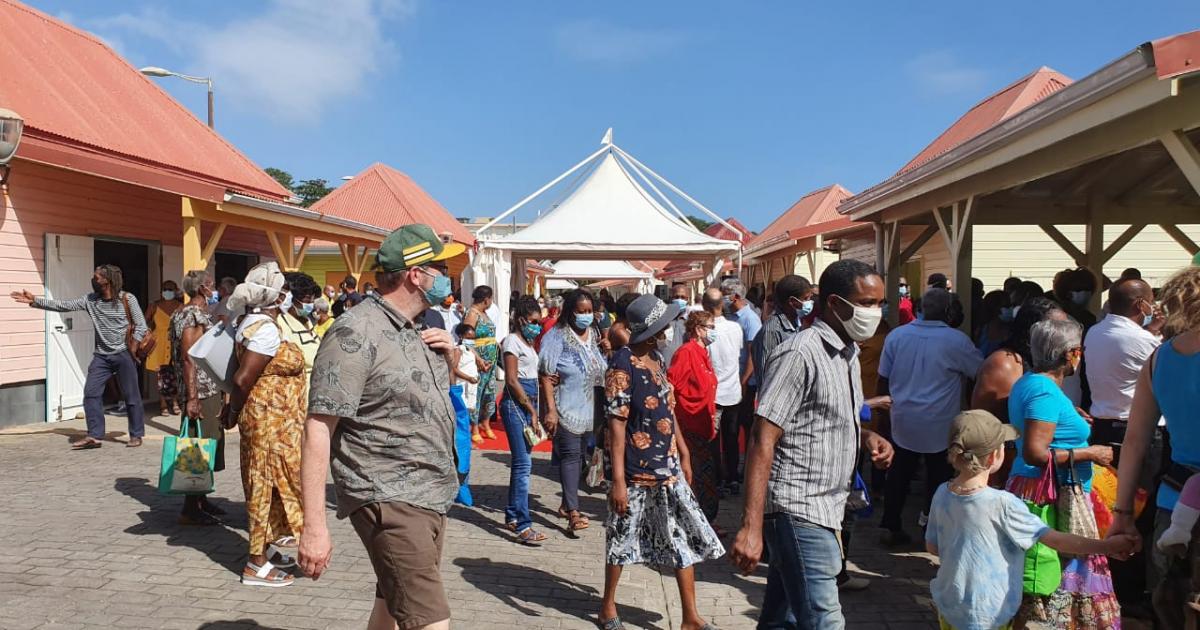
[{"x1": 0, "y1": 415, "x2": 939, "y2": 629}]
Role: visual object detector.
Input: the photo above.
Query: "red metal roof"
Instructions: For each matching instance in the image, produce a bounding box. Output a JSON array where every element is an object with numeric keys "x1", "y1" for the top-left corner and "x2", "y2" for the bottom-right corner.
[
  {"x1": 704, "y1": 218, "x2": 753, "y2": 244},
  {"x1": 0, "y1": 0, "x2": 290, "y2": 201},
  {"x1": 747, "y1": 184, "x2": 855, "y2": 251},
  {"x1": 310, "y1": 163, "x2": 475, "y2": 245},
  {"x1": 1151, "y1": 30, "x2": 1200, "y2": 79},
  {"x1": 897, "y1": 67, "x2": 1073, "y2": 174}
]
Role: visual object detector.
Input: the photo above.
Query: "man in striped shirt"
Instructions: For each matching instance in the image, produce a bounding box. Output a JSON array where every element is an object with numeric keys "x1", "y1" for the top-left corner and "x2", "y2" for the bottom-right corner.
[
  {"x1": 12, "y1": 264, "x2": 149, "y2": 449},
  {"x1": 732, "y1": 259, "x2": 894, "y2": 630}
]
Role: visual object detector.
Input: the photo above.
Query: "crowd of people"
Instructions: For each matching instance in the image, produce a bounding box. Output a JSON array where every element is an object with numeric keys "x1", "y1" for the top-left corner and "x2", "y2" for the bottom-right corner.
[{"x1": 10, "y1": 220, "x2": 1199, "y2": 630}]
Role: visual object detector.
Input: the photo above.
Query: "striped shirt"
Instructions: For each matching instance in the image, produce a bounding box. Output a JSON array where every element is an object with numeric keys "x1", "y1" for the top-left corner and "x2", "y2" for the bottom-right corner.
[
  {"x1": 756, "y1": 318, "x2": 863, "y2": 529},
  {"x1": 34, "y1": 292, "x2": 149, "y2": 356}
]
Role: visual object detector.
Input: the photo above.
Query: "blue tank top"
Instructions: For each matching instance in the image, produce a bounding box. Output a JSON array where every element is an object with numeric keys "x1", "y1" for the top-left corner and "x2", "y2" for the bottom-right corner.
[{"x1": 1152, "y1": 337, "x2": 1200, "y2": 511}]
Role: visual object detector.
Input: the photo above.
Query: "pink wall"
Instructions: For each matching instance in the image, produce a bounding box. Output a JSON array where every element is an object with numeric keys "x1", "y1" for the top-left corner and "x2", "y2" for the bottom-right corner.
[{"x1": 0, "y1": 160, "x2": 272, "y2": 386}]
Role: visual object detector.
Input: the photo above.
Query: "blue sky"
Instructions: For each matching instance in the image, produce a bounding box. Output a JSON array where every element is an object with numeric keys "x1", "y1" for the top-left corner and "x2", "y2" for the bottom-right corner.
[{"x1": 38, "y1": 0, "x2": 1194, "y2": 232}]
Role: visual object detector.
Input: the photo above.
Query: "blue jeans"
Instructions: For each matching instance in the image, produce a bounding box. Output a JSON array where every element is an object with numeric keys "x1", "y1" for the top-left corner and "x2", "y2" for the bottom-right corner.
[
  {"x1": 500, "y1": 378, "x2": 538, "y2": 531},
  {"x1": 758, "y1": 514, "x2": 844, "y2": 630},
  {"x1": 83, "y1": 351, "x2": 145, "y2": 439}
]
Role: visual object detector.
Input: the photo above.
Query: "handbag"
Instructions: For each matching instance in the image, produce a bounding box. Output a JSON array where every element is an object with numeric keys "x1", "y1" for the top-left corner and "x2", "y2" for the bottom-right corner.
[
  {"x1": 158, "y1": 416, "x2": 217, "y2": 495},
  {"x1": 1056, "y1": 448, "x2": 1099, "y2": 545},
  {"x1": 188, "y1": 320, "x2": 239, "y2": 393},
  {"x1": 1022, "y1": 449, "x2": 1062, "y2": 596},
  {"x1": 586, "y1": 447, "x2": 606, "y2": 488},
  {"x1": 523, "y1": 421, "x2": 546, "y2": 449},
  {"x1": 123, "y1": 293, "x2": 156, "y2": 362}
]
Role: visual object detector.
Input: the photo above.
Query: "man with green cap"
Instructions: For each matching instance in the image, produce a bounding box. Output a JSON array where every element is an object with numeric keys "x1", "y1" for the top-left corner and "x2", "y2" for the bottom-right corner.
[{"x1": 299, "y1": 223, "x2": 464, "y2": 630}]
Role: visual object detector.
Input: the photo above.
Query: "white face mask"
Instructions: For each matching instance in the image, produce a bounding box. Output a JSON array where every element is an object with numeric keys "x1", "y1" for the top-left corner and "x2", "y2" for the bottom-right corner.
[
  {"x1": 833, "y1": 295, "x2": 883, "y2": 342},
  {"x1": 279, "y1": 291, "x2": 294, "y2": 312}
]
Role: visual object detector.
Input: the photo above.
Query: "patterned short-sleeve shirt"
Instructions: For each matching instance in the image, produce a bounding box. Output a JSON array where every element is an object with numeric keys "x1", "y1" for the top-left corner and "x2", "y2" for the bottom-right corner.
[
  {"x1": 605, "y1": 346, "x2": 679, "y2": 486},
  {"x1": 308, "y1": 295, "x2": 458, "y2": 518},
  {"x1": 169, "y1": 304, "x2": 219, "y2": 402}
]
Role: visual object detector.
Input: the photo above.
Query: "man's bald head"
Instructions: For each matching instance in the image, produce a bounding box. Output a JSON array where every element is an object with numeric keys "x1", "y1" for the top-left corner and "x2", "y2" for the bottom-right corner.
[
  {"x1": 702, "y1": 288, "x2": 725, "y2": 315},
  {"x1": 1109, "y1": 278, "x2": 1153, "y2": 318}
]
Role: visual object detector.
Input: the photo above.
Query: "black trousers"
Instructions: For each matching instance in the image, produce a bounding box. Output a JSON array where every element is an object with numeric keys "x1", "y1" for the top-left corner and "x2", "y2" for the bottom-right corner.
[
  {"x1": 720, "y1": 386, "x2": 757, "y2": 484},
  {"x1": 881, "y1": 443, "x2": 952, "y2": 532}
]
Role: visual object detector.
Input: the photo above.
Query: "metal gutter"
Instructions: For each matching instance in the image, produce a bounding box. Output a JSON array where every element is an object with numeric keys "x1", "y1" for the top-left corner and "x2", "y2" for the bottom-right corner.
[
  {"x1": 840, "y1": 45, "x2": 1157, "y2": 218},
  {"x1": 224, "y1": 192, "x2": 391, "y2": 236}
]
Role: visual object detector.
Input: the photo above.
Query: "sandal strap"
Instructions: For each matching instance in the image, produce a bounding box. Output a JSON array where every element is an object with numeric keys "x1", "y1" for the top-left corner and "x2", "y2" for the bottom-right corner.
[{"x1": 247, "y1": 561, "x2": 277, "y2": 579}]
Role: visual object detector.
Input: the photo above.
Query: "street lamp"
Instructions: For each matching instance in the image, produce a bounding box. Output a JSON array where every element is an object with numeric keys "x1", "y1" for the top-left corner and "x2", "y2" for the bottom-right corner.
[
  {"x1": 140, "y1": 66, "x2": 214, "y2": 128},
  {"x1": 0, "y1": 108, "x2": 23, "y2": 187}
]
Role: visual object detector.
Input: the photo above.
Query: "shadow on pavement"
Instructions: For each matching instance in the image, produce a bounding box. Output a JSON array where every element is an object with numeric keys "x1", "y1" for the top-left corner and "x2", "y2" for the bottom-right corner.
[
  {"x1": 115, "y1": 477, "x2": 249, "y2": 576},
  {"x1": 197, "y1": 620, "x2": 287, "y2": 630},
  {"x1": 453, "y1": 557, "x2": 665, "y2": 630}
]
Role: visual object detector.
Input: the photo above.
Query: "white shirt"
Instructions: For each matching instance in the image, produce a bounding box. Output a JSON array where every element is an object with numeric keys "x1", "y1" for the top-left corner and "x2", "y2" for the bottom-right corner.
[
  {"x1": 434, "y1": 305, "x2": 463, "y2": 341},
  {"x1": 708, "y1": 315, "x2": 744, "y2": 406},
  {"x1": 879, "y1": 320, "x2": 984, "y2": 453},
  {"x1": 1084, "y1": 314, "x2": 1161, "y2": 420},
  {"x1": 236, "y1": 313, "x2": 281, "y2": 357}
]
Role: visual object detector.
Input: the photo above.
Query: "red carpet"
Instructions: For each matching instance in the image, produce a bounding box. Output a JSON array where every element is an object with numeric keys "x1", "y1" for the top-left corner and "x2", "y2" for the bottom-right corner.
[{"x1": 474, "y1": 417, "x2": 553, "y2": 453}]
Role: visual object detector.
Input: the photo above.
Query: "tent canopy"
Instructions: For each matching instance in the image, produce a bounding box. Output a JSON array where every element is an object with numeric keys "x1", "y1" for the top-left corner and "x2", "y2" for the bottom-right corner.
[{"x1": 546, "y1": 259, "x2": 654, "y2": 280}]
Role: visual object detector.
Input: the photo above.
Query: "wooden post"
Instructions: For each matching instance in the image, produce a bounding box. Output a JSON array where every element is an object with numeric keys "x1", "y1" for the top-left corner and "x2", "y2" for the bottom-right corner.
[
  {"x1": 181, "y1": 197, "x2": 219, "y2": 275},
  {"x1": 956, "y1": 223, "x2": 974, "y2": 333},
  {"x1": 933, "y1": 198, "x2": 975, "y2": 332},
  {"x1": 1084, "y1": 200, "x2": 1106, "y2": 314}
]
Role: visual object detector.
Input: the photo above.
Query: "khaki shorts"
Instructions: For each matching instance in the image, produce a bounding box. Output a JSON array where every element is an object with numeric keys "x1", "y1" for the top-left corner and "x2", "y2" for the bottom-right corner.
[{"x1": 350, "y1": 501, "x2": 449, "y2": 629}]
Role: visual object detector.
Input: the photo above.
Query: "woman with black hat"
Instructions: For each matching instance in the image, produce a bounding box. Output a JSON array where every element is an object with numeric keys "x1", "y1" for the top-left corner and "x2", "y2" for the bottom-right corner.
[{"x1": 599, "y1": 294, "x2": 724, "y2": 630}]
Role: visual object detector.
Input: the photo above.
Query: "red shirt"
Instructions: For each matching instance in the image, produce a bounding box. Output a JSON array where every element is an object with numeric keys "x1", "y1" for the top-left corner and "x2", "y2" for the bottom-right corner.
[
  {"x1": 667, "y1": 339, "x2": 719, "y2": 440},
  {"x1": 898, "y1": 296, "x2": 915, "y2": 325}
]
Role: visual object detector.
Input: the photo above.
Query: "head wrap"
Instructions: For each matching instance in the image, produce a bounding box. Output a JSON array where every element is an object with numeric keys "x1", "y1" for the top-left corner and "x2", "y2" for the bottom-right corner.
[{"x1": 227, "y1": 262, "x2": 286, "y2": 313}]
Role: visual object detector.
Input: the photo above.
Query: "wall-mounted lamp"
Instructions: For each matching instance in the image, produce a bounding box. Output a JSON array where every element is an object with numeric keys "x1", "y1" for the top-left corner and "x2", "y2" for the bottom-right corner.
[{"x1": 0, "y1": 108, "x2": 23, "y2": 187}]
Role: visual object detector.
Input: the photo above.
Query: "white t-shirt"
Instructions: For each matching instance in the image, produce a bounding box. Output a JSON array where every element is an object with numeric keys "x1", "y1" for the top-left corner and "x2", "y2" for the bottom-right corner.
[
  {"x1": 236, "y1": 313, "x2": 281, "y2": 357},
  {"x1": 501, "y1": 335, "x2": 539, "y2": 380},
  {"x1": 1084, "y1": 314, "x2": 1162, "y2": 420},
  {"x1": 708, "y1": 315, "x2": 744, "y2": 406}
]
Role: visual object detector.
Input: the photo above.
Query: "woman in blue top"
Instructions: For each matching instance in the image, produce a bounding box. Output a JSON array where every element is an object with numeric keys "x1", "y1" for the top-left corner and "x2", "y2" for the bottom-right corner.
[
  {"x1": 1109, "y1": 265, "x2": 1200, "y2": 630},
  {"x1": 1005, "y1": 317, "x2": 1118, "y2": 627},
  {"x1": 539, "y1": 288, "x2": 607, "y2": 533}
]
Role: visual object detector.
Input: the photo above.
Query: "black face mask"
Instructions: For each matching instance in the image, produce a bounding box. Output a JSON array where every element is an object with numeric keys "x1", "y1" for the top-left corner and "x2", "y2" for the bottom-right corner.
[{"x1": 91, "y1": 279, "x2": 103, "y2": 294}]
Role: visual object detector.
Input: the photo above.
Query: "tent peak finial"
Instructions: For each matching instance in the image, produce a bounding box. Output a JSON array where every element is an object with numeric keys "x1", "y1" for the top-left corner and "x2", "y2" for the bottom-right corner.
[{"x1": 601, "y1": 127, "x2": 613, "y2": 146}]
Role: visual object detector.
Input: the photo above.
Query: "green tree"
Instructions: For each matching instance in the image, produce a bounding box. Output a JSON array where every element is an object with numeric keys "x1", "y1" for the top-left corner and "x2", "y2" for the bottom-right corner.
[
  {"x1": 293, "y1": 179, "x2": 334, "y2": 208},
  {"x1": 686, "y1": 215, "x2": 713, "y2": 231},
  {"x1": 265, "y1": 167, "x2": 294, "y2": 190}
]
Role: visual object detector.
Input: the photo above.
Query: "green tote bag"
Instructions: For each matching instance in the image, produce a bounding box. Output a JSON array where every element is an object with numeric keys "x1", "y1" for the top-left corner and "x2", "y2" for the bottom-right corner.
[{"x1": 157, "y1": 416, "x2": 218, "y2": 495}]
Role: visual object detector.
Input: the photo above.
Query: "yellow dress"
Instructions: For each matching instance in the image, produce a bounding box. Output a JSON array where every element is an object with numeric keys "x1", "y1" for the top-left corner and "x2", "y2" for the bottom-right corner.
[
  {"x1": 143, "y1": 306, "x2": 174, "y2": 372},
  {"x1": 236, "y1": 320, "x2": 306, "y2": 556}
]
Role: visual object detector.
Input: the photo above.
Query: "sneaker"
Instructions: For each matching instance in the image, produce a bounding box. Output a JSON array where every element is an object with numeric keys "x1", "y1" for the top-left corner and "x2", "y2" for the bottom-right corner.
[
  {"x1": 838, "y1": 575, "x2": 871, "y2": 591},
  {"x1": 881, "y1": 529, "x2": 914, "y2": 547},
  {"x1": 918, "y1": 511, "x2": 929, "y2": 528}
]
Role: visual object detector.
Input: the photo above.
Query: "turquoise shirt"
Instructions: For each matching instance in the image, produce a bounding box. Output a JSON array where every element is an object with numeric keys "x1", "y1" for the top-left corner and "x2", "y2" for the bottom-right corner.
[
  {"x1": 1153, "y1": 338, "x2": 1200, "y2": 511},
  {"x1": 1008, "y1": 373, "x2": 1093, "y2": 491}
]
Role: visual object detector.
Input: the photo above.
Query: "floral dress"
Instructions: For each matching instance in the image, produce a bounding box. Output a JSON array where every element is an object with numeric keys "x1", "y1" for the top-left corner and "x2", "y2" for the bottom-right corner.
[
  {"x1": 603, "y1": 346, "x2": 724, "y2": 569},
  {"x1": 472, "y1": 310, "x2": 500, "y2": 422},
  {"x1": 236, "y1": 319, "x2": 305, "y2": 556}
]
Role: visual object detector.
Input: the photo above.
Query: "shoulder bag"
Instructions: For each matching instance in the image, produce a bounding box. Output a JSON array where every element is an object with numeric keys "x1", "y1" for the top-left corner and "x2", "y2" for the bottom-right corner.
[{"x1": 123, "y1": 293, "x2": 156, "y2": 362}]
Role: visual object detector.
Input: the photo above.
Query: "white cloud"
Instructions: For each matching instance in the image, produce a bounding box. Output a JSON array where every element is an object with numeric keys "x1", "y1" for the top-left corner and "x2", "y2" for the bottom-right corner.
[
  {"x1": 553, "y1": 19, "x2": 689, "y2": 64},
  {"x1": 90, "y1": 0, "x2": 413, "y2": 123},
  {"x1": 905, "y1": 51, "x2": 988, "y2": 96}
]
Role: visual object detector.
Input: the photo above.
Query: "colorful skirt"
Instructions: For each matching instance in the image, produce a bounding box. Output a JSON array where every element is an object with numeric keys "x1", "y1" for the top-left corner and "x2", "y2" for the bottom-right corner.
[
  {"x1": 156, "y1": 363, "x2": 178, "y2": 400},
  {"x1": 475, "y1": 341, "x2": 499, "y2": 422},
  {"x1": 605, "y1": 477, "x2": 725, "y2": 569},
  {"x1": 1006, "y1": 475, "x2": 1121, "y2": 629}
]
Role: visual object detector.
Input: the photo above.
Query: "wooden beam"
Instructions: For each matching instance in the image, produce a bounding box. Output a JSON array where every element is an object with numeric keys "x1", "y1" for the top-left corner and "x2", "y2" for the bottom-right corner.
[
  {"x1": 357, "y1": 248, "x2": 373, "y2": 274},
  {"x1": 206, "y1": 201, "x2": 383, "y2": 246},
  {"x1": 933, "y1": 206, "x2": 956, "y2": 256},
  {"x1": 1115, "y1": 157, "x2": 1178, "y2": 203},
  {"x1": 1084, "y1": 209, "x2": 1105, "y2": 312},
  {"x1": 1038, "y1": 224, "x2": 1085, "y2": 265},
  {"x1": 1054, "y1": 154, "x2": 1127, "y2": 202},
  {"x1": 898, "y1": 224, "x2": 939, "y2": 265},
  {"x1": 955, "y1": 223, "x2": 974, "y2": 332},
  {"x1": 1159, "y1": 129, "x2": 1200, "y2": 197},
  {"x1": 1101, "y1": 224, "x2": 1146, "y2": 264},
  {"x1": 294, "y1": 237, "x2": 312, "y2": 270},
  {"x1": 1162, "y1": 223, "x2": 1200, "y2": 255},
  {"x1": 181, "y1": 197, "x2": 216, "y2": 275},
  {"x1": 264, "y1": 231, "x2": 288, "y2": 268},
  {"x1": 200, "y1": 223, "x2": 227, "y2": 269}
]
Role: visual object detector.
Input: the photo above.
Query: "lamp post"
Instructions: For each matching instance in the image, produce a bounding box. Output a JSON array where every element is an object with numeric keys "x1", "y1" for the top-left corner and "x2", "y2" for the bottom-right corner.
[
  {"x1": 139, "y1": 66, "x2": 214, "y2": 128},
  {"x1": 0, "y1": 108, "x2": 24, "y2": 187}
]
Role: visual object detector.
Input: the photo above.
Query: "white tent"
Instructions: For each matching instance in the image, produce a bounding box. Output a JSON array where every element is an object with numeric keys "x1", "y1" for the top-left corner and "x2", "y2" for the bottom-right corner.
[
  {"x1": 546, "y1": 259, "x2": 657, "y2": 294},
  {"x1": 466, "y1": 130, "x2": 741, "y2": 334},
  {"x1": 545, "y1": 278, "x2": 579, "y2": 291}
]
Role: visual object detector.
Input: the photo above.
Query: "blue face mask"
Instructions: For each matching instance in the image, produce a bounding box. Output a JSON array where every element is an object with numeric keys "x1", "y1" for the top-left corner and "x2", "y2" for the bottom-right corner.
[
  {"x1": 898, "y1": 286, "x2": 910, "y2": 297},
  {"x1": 574, "y1": 313, "x2": 594, "y2": 329},
  {"x1": 672, "y1": 298, "x2": 688, "y2": 310},
  {"x1": 422, "y1": 274, "x2": 452, "y2": 306},
  {"x1": 299, "y1": 302, "x2": 315, "y2": 317},
  {"x1": 205, "y1": 290, "x2": 220, "y2": 306},
  {"x1": 521, "y1": 322, "x2": 542, "y2": 341},
  {"x1": 999, "y1": 306, "x2": 1015, "y2": 323},
  {"x1": 798, "y1": 299, "x2": 814, "y2": 317},
  {"x1": 162, "y1": 290, "x2": 175, "y2": 301}
]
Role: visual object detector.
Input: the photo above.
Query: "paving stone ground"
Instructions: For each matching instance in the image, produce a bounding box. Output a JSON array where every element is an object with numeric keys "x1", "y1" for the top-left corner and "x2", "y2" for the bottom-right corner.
[{"x1": 0, "y1": 414, "x2": 939, "y2": 629}]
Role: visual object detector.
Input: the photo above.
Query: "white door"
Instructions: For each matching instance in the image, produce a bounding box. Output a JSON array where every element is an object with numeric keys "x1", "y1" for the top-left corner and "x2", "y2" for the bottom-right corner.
[{"x1": 44, "y1": 233, "x2": 95, "y2": 422}]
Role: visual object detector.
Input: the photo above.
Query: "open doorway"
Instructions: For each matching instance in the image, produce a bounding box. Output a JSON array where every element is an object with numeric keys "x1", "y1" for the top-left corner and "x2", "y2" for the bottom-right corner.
[
  {"x1": 214, "y1": 251, "x2": 258, "y2": 284},
  {"x1": 93, "y1": 239, "x2": 151, "y2": 410}
]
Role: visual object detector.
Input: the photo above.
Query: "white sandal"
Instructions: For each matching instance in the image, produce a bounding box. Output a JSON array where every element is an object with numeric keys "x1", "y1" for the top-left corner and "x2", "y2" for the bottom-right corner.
[
  {"x1": 241, "y1": 560, "x2": 293, "y2": 587},
  {"x1": 267, "y1": 543, "x2": 297, "y2": 569}
]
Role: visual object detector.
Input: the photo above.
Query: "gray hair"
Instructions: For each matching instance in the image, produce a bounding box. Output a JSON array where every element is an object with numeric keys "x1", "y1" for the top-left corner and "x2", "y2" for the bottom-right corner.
[
  {"x1": 181, "y1": 269, "x2": 212, "y2": 298},
  {"x1": 1029, "y1": 317, "x2": 1083, "y2": 373},
  {"x1": 719, "y1": 276, "x2": 747, "y2": 298},
  {"x1": 218, "y1": 276, "x2": 238, "y2": 292},
  {"x1": 922, "y1": 287, "x2": 952, "y2": 321},
  {"x1": 314, "y1": 297, "x2": 330, "y2": 313}
]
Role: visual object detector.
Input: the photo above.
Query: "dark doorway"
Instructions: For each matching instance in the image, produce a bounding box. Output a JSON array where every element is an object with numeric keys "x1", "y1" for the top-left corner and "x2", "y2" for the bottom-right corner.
[
  {"x1": 214, "y1": 251, "x2": 257, "y2": 284},
  {"x1": 94, "y1": 240, "x2": 149, "y2": 307}
]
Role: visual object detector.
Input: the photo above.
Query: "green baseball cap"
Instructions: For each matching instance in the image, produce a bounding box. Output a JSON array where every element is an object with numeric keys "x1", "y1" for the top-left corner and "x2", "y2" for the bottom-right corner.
[
  {"x1": 375, "y1": 224, "x2": 466, "y2": 273},
  {"x1": 948, "y1": 409, "x2": 1019, "y2": 461}
]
